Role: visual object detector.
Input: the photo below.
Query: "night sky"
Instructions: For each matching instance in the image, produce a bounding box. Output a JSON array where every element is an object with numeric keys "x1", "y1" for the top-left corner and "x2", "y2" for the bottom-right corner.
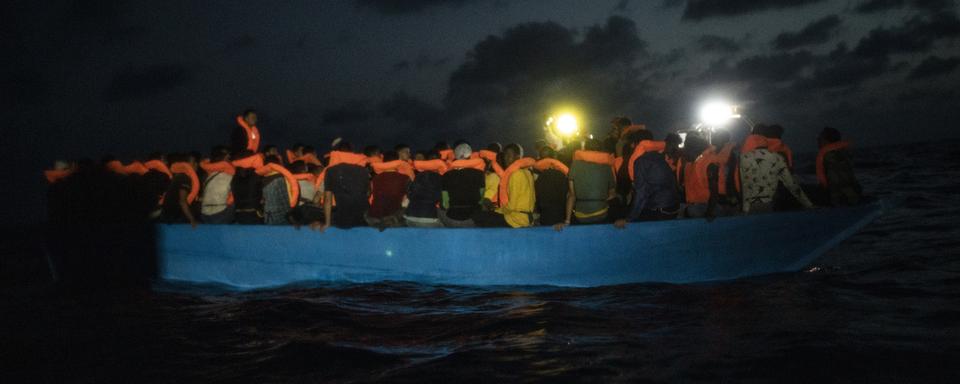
[{"x1": 5, "y1": 0, "x2": 959, "y2": 223}]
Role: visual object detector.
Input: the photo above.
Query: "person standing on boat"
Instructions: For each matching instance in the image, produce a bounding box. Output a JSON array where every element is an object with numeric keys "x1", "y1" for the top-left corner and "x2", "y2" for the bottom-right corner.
[
  {"x1": 232, "y1": 109, "x2": 261, "y2": 154},
  {"x1": 615, "y1": 130, "x2": 680, "y2": 226},
  {"x1": 816, "y1": 127, "x2": 861, "y2": 206},
  {"x1": 473, "y1": 143, "x2": 536, "y2": 228},
  {"x1": 739, "y1": 134, "x2": 812, "y2": 214},
  {"x1": 313, "y1": 141, "x2": 371, "y2": 231}
]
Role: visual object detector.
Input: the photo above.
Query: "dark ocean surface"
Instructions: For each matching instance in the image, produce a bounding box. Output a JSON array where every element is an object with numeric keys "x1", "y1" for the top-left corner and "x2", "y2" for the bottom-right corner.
[{"x1": 2, "y1": 141, "x2": 959, "y2": 383}]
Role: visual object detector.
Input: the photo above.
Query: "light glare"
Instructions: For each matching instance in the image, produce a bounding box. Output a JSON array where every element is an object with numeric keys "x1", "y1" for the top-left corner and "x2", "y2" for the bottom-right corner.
[
  {"x1": 556, "y1": 114, "x2": 578, "y2": 136},
  {"x1": 700, "y1": 102, "x2": 735, "y2": 126}
]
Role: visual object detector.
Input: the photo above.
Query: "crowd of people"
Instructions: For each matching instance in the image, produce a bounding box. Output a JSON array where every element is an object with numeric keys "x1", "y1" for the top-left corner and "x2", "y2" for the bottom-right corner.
[{"x1": 44, "y1": 109, "x2": 863, "y2": 231}]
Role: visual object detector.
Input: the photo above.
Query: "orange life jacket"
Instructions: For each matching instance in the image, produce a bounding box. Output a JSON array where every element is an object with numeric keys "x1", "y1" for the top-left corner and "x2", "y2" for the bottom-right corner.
[
  {"x1": 683, "y1": 147, "x2": 717, "y2": 204},
  {"x1": 236, "y1": 115, "x2": 260, "y2": 152},
  {"x1": 713, "y1": 143, "x2": 735, "y2": 195},
  {"x1": 255, "y1": 163, "x2": 300, "y2": 208},
  {"x1": 170, "y1": 162, "x2": 200, "y2": 204},
  {"x1": 107, "y1": 160, "x2": 148, "y2": 175},
  {"x1": 534, "y1": 158, "x2": 569, "y2": 175},
  {"x1": 371, "y1": 160, "x2": 415, "y2": 179},
  {"x1": 285, "y1": 149, "x2": 298, "y2": 164},
  {"x1": 627, "y1": 140, "x2": 666, "y2": 181},
  {"x1": 816, "y1": 141, "x2": 850, "y2": 187},
  {"x1": 44, "y1": 169, "x2": 73, "y2": 184},
  {"x1": 448, "y1": 158, "x2": 486, "y2": 172},
  {"x1": 734, "y1": 135, "x2": 769, "y2": 193},
  {"x1": 292, "y1": 173, "x2": 316, "y2": 183},
  {"x1": 498, "y1": 157, "x2": 536, "y2": 207},
  {"x1": 619, "y1": 124, "x2": 646, "y2": 139},
  {"x1": 367, "y1": 155, "x2": 383, "y2": 165},
  {"x1": 328, "y1": 151, "x2": 369, "y2": 168},
  {"x1": 613, "y1": 156, "x2": 624, "y2": 177},
  {"x1": 439, "y1": 149, "x2": 455, "y2": 163},
  {"x1": 765, "y1": 138, "x2": 794, "y2": 169},
  {"x1": 477, "y1": 150, "x2": 498, "y2": 162},
  {"x1": 413, "y1": 159, "x2": 448, "y2": 175},
  {"x1": 298, "y1": 153, "x2": 323, "y2": 166},
  {"x1": 231, "y1": 153, "x2": 265, "y2": 169},
  {"x1": 143, "y1": 160, "x2": 172, "y2": 179},
  {"x1": 200, "y1": 160, "x2": 236, "y2": 176}
]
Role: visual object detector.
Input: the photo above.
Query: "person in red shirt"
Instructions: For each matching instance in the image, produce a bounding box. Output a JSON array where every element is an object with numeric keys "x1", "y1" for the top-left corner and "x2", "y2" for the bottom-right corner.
[{"x1": 365, "y1": 150, "x2": 410, "y2": 229}]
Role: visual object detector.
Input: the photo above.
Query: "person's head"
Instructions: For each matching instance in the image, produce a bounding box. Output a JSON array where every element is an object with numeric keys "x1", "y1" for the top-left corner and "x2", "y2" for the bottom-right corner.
[
  {"x1": 292, "y1": 143, "x2": 305, "y2": 156},
  {"x1": 485, "y1": 142, "x2": 502, "y2": 153},
  {"x1": 363, "y1": 145, "x2": 381, "y2": 158},
  {"x1": 264, "y1": 154, "x2": 282, "y2": 165},
  {"x1": 210, "y1": 145, "x2": 231, "y2": 162},
  {"x1": 290, "y1": 160, "x2": 308, "y2": 174},
  {"x1": 234, "y1": 149, "x2": 254, "y2": 160},
  {"x1": 610, "y1": 116, "x2": 632, "y2": 136},
  {"x1": 710, "y1": 130, "x2": 731, "y2": 147},
  {"x1": 309, "y1": 163, "x2": 324, "y2": 175},
  {"x1": 414, "y1": 150, "x2": 427, "y2": 161},
  {"x1": 583, "y1": 138, "x2": 603, "y2": 152},
  {"x1": 426, "y1": 150, "x2": 440, "y2": 160},
  {"x1": 394, "y1": 144, "x2": 411, "y2": 161},
  {"x1": 761, "y1": 124, "x2": 784, "y2": 139},
  {"x1": 433, "y1": 141, "x2": 450, "y2": 152},
  {"x1": 665, "y1": 133, "x2": 683, "y2": 150},
  {"x1": 502, "y1": 143, "x2": 524, "y2": 166},
  {"x1": 302, "y1": 145, "x2": 315, "y2": 155},
  {"x1": 818, "y1": 126, "x2": 842, "y2": 147},
  {"x1": 334, "y1": 141, "x2": 353, "y2": 152},
  {"x1": 53, "y1": 160, "x2": 70, "y2": 171},
  {"x1": 681, "y1": 134, "x2": 710, "y2": 162},
  {"x1": 382, "y1": 150, "x2": 399, "y2": 162},
  {"x1": 538, "y1": 145, "x2": 557, "y2": 160},
  {"x1": 242, "y1": 108, "x2": 257, "y2": 126},
  {"x1": 454, "y1": 143, "x2": 473, "y2": 159},
  {"x1": 263, "y1": 145, "x2": 279, "y2": 156},
  {"x1": 625, "y1": 129, "x2": 653, "y2": 145},
  {"x1": 189, "y1": 151, "x2": 202, "y2": 164},
  {"x1": 750, "y1": 123, "x2": 765, "y2": 135}
]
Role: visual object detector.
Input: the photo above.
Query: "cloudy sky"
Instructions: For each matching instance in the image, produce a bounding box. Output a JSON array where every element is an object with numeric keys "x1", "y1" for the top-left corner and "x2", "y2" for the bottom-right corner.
[{"x1": 4, "y1": 0, "x2": 960, "y2": 221}]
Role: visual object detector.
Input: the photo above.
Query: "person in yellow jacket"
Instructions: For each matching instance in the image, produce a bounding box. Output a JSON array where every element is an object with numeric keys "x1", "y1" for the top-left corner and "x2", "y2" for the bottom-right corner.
[{"x1": 473, "y1": 143, "x2": 536, "y2": 228}]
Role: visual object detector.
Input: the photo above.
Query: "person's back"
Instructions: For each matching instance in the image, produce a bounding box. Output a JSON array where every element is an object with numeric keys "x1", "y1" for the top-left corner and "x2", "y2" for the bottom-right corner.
[
  {"x1": 160, "y1": 172, "x2": 193, "y2": 223},
  {"x1": 262, "y1": 173, "x2": 289, "y2": 225},
  {"x1": 368, "y1": 170, "x2": 409, "y2": 221},
  {"x1": 405, "y1": 170, "x2": 443, "y2": 227},
  {"x1": 201, "y1": 171, "x2": 234, "y2": 223},
  {"x1": 569, "y1": 158, "x2": 615, "y2": 223},
  {"x1": 740, "y1": 146, "x2": 812, "y2": 213},
  {"x1": 231, "y1": 168, "x2": 263, "y2": 224},
  {"x1": 817, "y1": 127, "x2": 861, "y2": 206},
  {"x1": 442, "y1": 168, "x2": 484, "y2": 223},
  {"x1": 534, "y1": 168, "x2": 567, "y2": 226},
  {"x1": 628, "y1": 151, "x2": 680, "y2": 220},
  {"x1": 326, "y1": 163, "x2": 370, "y2": 228}
]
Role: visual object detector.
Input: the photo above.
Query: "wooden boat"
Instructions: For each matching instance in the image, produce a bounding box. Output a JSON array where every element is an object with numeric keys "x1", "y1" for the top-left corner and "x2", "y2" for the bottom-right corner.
[{"x1": 157, "y1": 202, "x2": 883, "y2": 289}]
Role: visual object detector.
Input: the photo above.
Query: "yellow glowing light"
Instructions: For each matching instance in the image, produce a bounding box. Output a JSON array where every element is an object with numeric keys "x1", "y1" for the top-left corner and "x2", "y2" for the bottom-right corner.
[{"x1": 556, "y1": 114, "x2": 578, "y2": 136}]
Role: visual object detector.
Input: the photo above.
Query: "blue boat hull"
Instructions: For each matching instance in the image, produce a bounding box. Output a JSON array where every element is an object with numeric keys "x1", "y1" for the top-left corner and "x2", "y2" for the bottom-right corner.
[{"x1": 157, "y1": 203, "x2": 883, "y2": 289}]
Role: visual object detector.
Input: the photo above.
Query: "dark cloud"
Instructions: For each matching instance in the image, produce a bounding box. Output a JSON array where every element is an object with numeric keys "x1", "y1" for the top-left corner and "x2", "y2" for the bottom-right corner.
[
  {"x1": 795, "y1": 43, "x2": 889, "y2": 90},
  {"x1": 772, "y1": 15, "x2": 842, "y2": 50},
  {"x1": 236, "y1": 34, "x2": 256, "y2": 48},
  {"x1": 854, "y1": 0, "x2": 956, "y2": 14},
  {"x1": 697, "y1": 34, "x2": 741, "y2": 53},
  {"x1": 319, "y1": 93, "x2": 445, "y2": 146},
  {"x1": 102, "y1": 64, "x2": 192, "y2": 101},
  {"x1": 909, "y1": 55, "x2": 960, "y2": 78},
  {"x1": 681, "y1": 0, "x2": 827, "y2": 21},
  {"x1": 320, "y1": 101, "x2": 373, "y2": 126},
  {"x1": 853, "y1": 12, "x2": 960, "y2": 59},
  {"x1": 614, "y1": 0, "x2": 631, "y2": 12},
  {"x1": 736, "y1": 51, "x2": 816, "y2": 82},
  {"x1": 444, "y1": 16, "x2": 650, "y2": 143},
  {"x1": 355, "y1": 0, "x2": 474, "y2": 15}
]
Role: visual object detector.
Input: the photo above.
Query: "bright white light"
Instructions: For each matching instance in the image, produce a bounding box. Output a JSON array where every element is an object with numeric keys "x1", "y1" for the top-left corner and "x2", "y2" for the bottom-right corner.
[
  {"x1": 700, "y1": 102, "x2": 736, "y2": 126},
  {"x1": 556, "y1": 114, "x2": 578, "y2": 136}
]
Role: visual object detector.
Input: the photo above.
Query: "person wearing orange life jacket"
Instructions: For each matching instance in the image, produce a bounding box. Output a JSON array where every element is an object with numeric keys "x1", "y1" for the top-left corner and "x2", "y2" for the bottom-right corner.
[
  {"x1": 233, "y1": 108, "x2": 261, "y2": 154},
  {"x1": 230, "y1": 150, "x2": 265, "y2": 224},
  {"x1": 313, "y1": 141, "x2": 371, "y2": 231},
  {"x1": 199, "y1": 146, "x2": 236, "y2": 224},
  {"x1": 286, "y1": 161, "x2": 326, "y2": 226},
  {"x1": 405, "y1": 148, "x2": 447, "y2": 228},
  {"x1": 434, "y1": 141, "x2": 455, "y2": 163},
  {"x1": 440, "y1": 143, "x2": 486, "y2": 227},
  {"x1": 395, "y1": 144, "x2": 413, "y2": 163},
  {"x1": 614, "y1": 130, "x2": 680, "y2": 227},
  {"x1": 739, "y1": 133, "x2": 813, "y2": 214},
  {"x1": 604, "y1": 116, "x2": 632, "y2": 156},
  {"x1": 44, "y1": 160, "x2": 76, "y2": 184},
  {"x1": 555, "y1": 138, "x2": 618, "y2": 231},
  {"x1": 478, "y1": 143, "x2": 503, "y2": 211},
  {"x1": 680, "y1": 133, "x2": 725, "y2": 220},
  {"x1": 760, "y1": 124, "x2": 794, "y2": 169},
  {"x1": 817, "y1": 127, "x2": 861, "y2": 206},
  {"x1": 259, "y1": 155, "x2": 298, "y2": 225},
  {"x1": 533, "y1": 146, "x2": 569, "y2": 226},
  {"x1": 262, "y1": 145, "x2": 281, "y2": 159},
  {"x1": 286, "y1": 143, "x2": 305, "y2": 164},
  {"x1": 141, "y1": 152, "x2": 172, "y2": 217},
  {"x1": 472, "y1": 144, "x2": 536, "y2": 228},
  {"x1": 159, "y1": 153, "x2": 200, "y2": 227},
  {"x1": 365, "y1": 150, "x2": 410, "y2": 229}
]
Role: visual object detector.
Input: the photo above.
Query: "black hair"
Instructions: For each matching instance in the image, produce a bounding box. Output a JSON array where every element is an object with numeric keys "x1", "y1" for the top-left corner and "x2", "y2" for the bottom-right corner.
[
  {"x1": 426, "y1": 150, "x2": 440, "y2": 160},
  {"x1": 503, "y1": 143, "x2": 523, "y2": 158},
  {"x1": 485, "y1": 142, "x2": 502, "y2": 153},
  {"x1": 264, "y1": 155, "x2": 282, "y2": 165},
  {"x1": 750, "y1": 123, "x2": 765, "y2": 135},
  {"x1": 334, "y1": 141, "x2": 353, "y2": 152},
  {"x1": 210, "y1": 146, "x2": 230, "y2": 161},
  {"x1": 415, "y1": 150, "x2": 428, "y2": 159},
  {"x1": 292, "y1": 142, "x2": 305, "y2": 150},
  {"x1": 625, "y1": 129, "x2": 653, "y2": 145},
  {"x1": 665, "y1": 132, "x2": 683, "y2": 148},
  {"x1": 382, "y1": 150, "x2": 399, "y2": 162},
  {"x1": 584, "y1": 138, "x2": 602, "y2": 152},
  {"x1": 290, "y1": 160, "x2": 308, "y2": 174},
  {"x1": 363, "y1": 145, "x2": 381, "y2": 157},
  {"x1": 820, "y1": 127, "x2": 842, "y2": 143},
  {"x1": 761, "y1": 124, "x2": 784, "y2": 139},
  {"x1": 302, "y1": 145, "x2": 315, "y2": 154},
  {"x1": 539, "y1": 146, "x2": 557, "y2": 159},
  {"x1": 711, "y1": 130, "x2": 731, "y2": 146},
  {"x1": 263, "y1": 145, "x2": 278, "y2": 153},
  {"x1": 681, "y1": 134, "x2": 710, "y2": 162},
  {"x1": 611, "y1": 116, "x2": 632, "y2": 128}
]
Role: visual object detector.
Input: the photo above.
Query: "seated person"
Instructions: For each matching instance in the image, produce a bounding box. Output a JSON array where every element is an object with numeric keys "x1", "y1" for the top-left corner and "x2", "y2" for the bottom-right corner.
[
  {"x1": 739, "y1": 134, "x2": 813, "y2": 214},
  {"x1": 261, "y1": 155, "x2": 293, "y2": 225},
  {"x1": 533, "y1": 146, "x2": 568, "y2": 226},
  {"x1": 473, "y1": 143, "x2": 536, "y2": 228},
  {"x1": 404, "y1": 150, "x2": 444, "y2": 228},
  {"x1": 159, "y1": 153, "x2": 199, "y2": 227},
  {"x1": 559, "y1": 138, "x2": 616, "y2": 229},
  {"x1": 314, "y1": 141, "x2": 370, "y2": 230},
  {"x1": 199, "y1": 146, "x2": 235, "y2": 224},
  {"x1": 616, "y1": 130, "x2": 680, "y2": 226},
  {"x1": 441, "y1": 143, "x2": 485, "y2": 227},
  {"x1": 365, "y1": 150, "x2": 409, "y2": 229},
  {"x1": 817, "y1": 127, "x2": 861, "y2": 206}
]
